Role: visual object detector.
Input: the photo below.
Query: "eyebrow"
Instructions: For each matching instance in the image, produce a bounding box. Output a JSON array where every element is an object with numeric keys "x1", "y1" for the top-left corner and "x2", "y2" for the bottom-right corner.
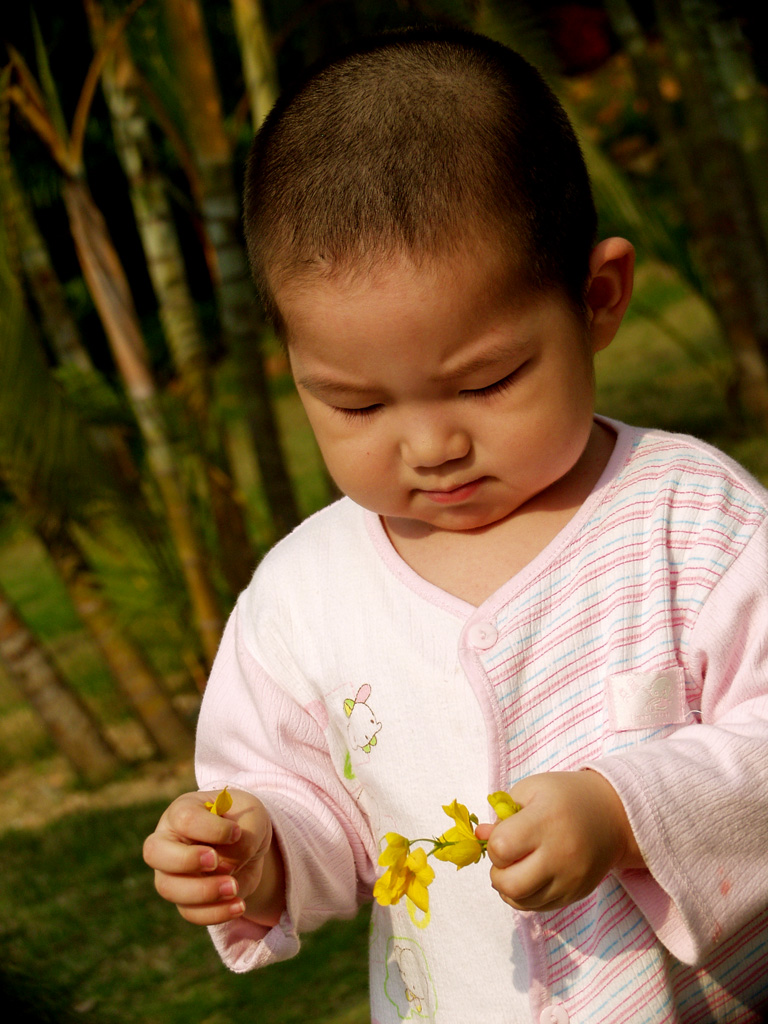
[
  {"x1": 295, "y1": 340, "x2": 529, "y2": 397},
  {"x1": 295, "y1": 374, "x2": 379, "y2": 398},
  {"x1": 439, "y1": 340, "x2": 529, "y2": 383}
]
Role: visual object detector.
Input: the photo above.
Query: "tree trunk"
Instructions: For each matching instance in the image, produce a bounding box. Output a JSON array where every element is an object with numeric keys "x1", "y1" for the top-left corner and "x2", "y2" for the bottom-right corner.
[
  {"x1": 86, "y1": 0, "x2": 211, "y2": 417},
  {"x1": 2, "y1": 177, "x2": 207, "y2": 695},
  {"x1": 40, "y1": 523, "x2": 194, "y2": 759},
  {"x1": 6, "y1": 162, "x2": 147, "y2": 490},
  {"x1": 604, "y1": 0, "x2": 768, "y2": 428},
  {"x1": 10, "y1": 175, "x2": 91, "y2": 374},
  {"x1": 229, "y1": 0, "x2": 278, "y2": 129},
  {"x1": 85, "y1": 0, "x2": 256, "y2": 594},
  {"x1": 160, "y1": 0, "x2": 301, "y2": 539},
  {"x1": 703, "y1": 3, "x2": 768, "y2": 248},
  {"x1": 659, "y1": 0, "x2": 768, "y2": 426},
  {"x1": 675, "y1": 0, "x2": 768, "y2": 327},
  {"x1": 0, "y1": 582, "x2": 121, "y2": 786},
  {"x1": 60, "y1": 176, "x2": 225, "y2": 669}
]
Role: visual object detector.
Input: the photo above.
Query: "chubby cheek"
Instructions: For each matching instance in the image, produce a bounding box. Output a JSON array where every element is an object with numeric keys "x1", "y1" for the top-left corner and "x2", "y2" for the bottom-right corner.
[
  {"x1": 297, "y1": 405, "x2": 351, "y2": 477},
  {"x1": 312, "y1": 432, "x2": 392, "y2": 506},
  {"x1": 540, "y1": 393, "x2": 595, "y2": 464},
  {"x1": 505, "y1": 412, "x2": 588, "y2": 490}
]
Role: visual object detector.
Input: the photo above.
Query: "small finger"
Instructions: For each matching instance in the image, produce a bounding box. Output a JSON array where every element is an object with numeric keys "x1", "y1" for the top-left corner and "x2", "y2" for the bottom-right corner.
[
  {"x1": 144, "y1": 834, "x2": 221, "y2": 875},
  {"x1": 485, "y1": 818, "x2": 534, "y2": 869},
  {"x1": 177, "y1": 898, "x2": 246, "y2": 926},
  {"x1": 499, "y1": 889, "x2": 565, "y2": 912},
  {"x1": 169, "y1": 801, "x2": 242, "y2": 846},
  {"x1": 490, "y1": 856, "x2": 552, "y2": 905},
  {"x1": 155, "y1": 870, "x2": 239, "y2": 907}
]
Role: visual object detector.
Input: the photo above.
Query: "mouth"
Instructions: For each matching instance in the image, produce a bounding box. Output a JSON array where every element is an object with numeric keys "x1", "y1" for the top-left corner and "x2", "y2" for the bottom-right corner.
[{"x1": 419, "y1": 478, "x2": 484, "y2": 504}]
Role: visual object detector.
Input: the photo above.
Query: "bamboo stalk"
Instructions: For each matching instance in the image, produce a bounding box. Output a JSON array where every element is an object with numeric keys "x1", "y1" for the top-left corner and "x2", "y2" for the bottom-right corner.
[
  {"x1": 229, "y1": 0, "x2": 278, "y2": 129},
  {"x1": 6, "y1": 164, "x2": 93, "y2": 373},
  {"x1": 41, "y1": 525, "x2": 194, "y2": 759},
  {"x1": 704, "y1": 8, "x2": 768, "y2": 246},
  {"x1": 85, "y1": 0, "x2": 257, "y2": 591},
  {"x1": 605, "y1": 0, "x2": 768, "y2": 427},
  {"x1": 0, "y1": 582, "x2": 121, "y2": 785},
  {"x1": 7, "y1": 18, "x2": 232, "y2": 666},
  {"x1": 161, "y1": 0, "x2": 301, "y2": 538},
  {"x1": 61, "y1": 177, "x2": 225, "y2": 669}
]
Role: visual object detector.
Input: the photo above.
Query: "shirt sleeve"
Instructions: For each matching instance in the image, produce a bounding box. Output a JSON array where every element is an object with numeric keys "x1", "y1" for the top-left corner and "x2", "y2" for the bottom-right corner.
[
  {"x1": 587, "y1": 518, "x2": 768, "y2": 966},
  {"x1": 195, "y1": 604, "x2": 378, "y2": 972}
]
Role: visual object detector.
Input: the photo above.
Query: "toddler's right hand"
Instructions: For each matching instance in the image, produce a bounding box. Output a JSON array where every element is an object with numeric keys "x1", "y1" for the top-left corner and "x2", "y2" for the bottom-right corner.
[{"x1": 143, "y1": 788, "x2": 283, "y2": 927}]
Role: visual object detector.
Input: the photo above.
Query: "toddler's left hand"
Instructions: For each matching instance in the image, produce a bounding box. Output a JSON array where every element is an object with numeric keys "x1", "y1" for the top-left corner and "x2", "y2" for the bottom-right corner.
[{"x1": 475, "y1": 770, "x2": 644, "y2": 912}]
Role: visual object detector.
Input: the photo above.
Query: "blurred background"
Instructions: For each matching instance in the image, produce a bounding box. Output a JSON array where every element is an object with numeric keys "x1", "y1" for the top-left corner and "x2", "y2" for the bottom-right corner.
[{"x1": 1, "y1": 1, "x2": 767, "y2": 1021}]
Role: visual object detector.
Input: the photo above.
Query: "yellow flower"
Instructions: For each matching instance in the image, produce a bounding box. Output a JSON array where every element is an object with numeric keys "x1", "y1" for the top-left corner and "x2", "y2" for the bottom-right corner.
[
  {"x1": 403, "y1": 847, "x2": 435, "y2": 913},
  {"x1": 373, "y1": 840, "x2": 435, "y2": 912},
  {"x1": 432, "y1": 799, "x2": 484, "y2": 868},
  {"x1": 378, "y1": 832, "x2": 410, "y2": 870},
  {"x1": 204, "y1": 787, "x2": 233, "y2": 815},
  {"x1": 372, "y1": 792, "x2": 522, "y2": 918},
  {"x1": 373, "y1": 833, "x2": 411, "y2": 907},
  {"x1": 373, "y1": 864, "x2": 410, "y2": 906},
  {"x1": 487, "y1": 791, "x2": 521, "y2": 820}
]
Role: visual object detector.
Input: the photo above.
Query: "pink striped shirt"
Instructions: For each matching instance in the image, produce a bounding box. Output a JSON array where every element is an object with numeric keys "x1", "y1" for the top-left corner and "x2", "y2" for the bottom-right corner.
[{"x1": 198, "y1": 420, "x2": 768, "y2": 1022}]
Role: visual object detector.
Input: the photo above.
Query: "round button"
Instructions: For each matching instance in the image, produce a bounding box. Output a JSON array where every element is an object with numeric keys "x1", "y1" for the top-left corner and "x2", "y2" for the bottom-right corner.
[
  {"x1": 539, "y1": 1005, "x2": 569, "y2": 1024},
  {"x1": 466, "y1": 620, "x2": 498, "y2": 649}
]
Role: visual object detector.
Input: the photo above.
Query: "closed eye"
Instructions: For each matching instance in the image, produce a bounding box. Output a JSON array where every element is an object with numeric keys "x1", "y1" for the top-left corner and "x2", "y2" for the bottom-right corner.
[
  {"x1": 333, "y1": 404, "x2": 383, "y2": 422},
  {"x1": 462, "y1": 366, "x2": 524, "y2": 399}
]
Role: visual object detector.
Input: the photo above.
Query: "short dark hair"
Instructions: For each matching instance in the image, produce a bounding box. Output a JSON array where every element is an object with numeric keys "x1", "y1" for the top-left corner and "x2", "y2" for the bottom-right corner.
[{"x1": 244, "y1": 26, "x2": 597, "y2": 328}]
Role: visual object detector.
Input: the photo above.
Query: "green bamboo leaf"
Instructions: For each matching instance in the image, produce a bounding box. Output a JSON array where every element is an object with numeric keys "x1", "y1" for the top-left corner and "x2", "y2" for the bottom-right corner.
[
  {"x1": 51, "y1": 363, "x2": 134, "y2": 427},
  {"x1": 29, "y1": 10, "x2": 69, "y2": 147},
  {"x1": 577, "y1": 128, "x2": 702, "y2": 290}
]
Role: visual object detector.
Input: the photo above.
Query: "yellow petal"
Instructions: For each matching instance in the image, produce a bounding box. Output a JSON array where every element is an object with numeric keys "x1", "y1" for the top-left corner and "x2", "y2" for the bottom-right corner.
[
  {"x1": 406, "y1": 876, "x2": 431, "y2": 913},
  {"x1": 205, "y1": 787, "x2": 233, "y2": 815},
  {"x1": 487, "y1": 791, "x2": 521, "y2": 820},
  {"x1": 378, "y1": 832, "x2": 410, "y2": 868},
  {"x1": 373, "y1": 865, "x2": 409, "y2": 906},
  {"x1": 383, "y1": 831, "x2": 409, "y2": 847},
  {"x1": 406, "y1": 847, "x2": 435, "y2": 887},
  {"x1": 432, "y1": 835, "x2": 484, "y2": 868},
  {"x1": 442, "y1": 799, "x2": 474, "y2": 835},
  {"x1": 404, "y1": 849, "x2": 434, "y2": 911},
  {"x1": 436, "y1": 825, "x2": 467, "y2": 846}
]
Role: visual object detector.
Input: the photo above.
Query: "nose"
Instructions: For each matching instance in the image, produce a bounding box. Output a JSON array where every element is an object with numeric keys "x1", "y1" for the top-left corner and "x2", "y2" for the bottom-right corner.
[{"x1": 400, "y1": 410, "x2": 471, "y2": 468}]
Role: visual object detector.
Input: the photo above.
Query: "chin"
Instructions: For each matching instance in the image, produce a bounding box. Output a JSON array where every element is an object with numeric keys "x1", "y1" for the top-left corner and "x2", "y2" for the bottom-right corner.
[{"x1": 427, "y1": 509, "x2": 505, "y2": 532}]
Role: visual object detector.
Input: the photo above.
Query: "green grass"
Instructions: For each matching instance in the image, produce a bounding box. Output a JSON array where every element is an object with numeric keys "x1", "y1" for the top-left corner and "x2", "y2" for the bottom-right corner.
[
  {"x1": 0, "y1": 701, "x2": 53, "y2": 772},
  {"x1": 596, "y1": 260, "x2": 768, "y2": 484},
  {"x1": 0, "y1": 801, "x2": 370, "y2": 1024},
  {"x1": 596, "y1": 262, "x2": 729, "y2": 435}
]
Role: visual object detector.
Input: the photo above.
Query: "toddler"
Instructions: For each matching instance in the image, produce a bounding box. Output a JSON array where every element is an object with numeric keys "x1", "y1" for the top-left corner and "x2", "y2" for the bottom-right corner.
[{"x1": 143, "y1": 27, "x2": 768, "y2": 1022}]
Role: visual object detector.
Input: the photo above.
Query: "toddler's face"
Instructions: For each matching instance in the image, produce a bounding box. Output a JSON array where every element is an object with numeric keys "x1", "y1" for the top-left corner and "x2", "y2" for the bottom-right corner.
[{"x1": 279, "y1": 246, "x2": 600, "y2": 534}]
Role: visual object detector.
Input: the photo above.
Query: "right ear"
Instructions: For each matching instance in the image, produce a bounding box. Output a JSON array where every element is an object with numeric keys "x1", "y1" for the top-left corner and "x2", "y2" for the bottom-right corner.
[{"x1": 585, "y1": 237, "x2": 635, "y2": 354}]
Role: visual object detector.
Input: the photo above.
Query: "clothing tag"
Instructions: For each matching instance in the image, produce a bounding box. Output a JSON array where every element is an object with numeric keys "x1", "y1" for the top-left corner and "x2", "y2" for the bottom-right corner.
[{"x1": 605, "y1": 668, "x2": 687, "y2": 732}]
